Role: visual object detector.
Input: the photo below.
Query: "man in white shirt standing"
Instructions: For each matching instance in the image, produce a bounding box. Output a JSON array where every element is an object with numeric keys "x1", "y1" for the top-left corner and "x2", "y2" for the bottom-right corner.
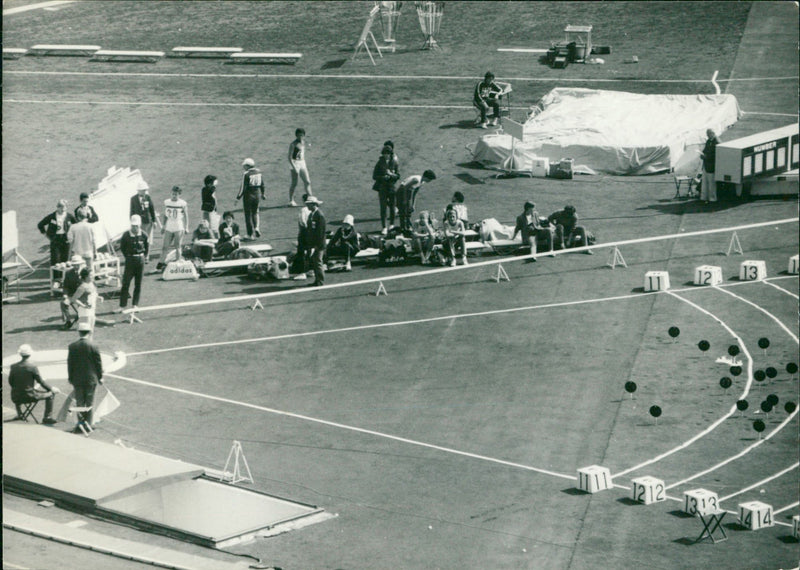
[
  {"x1": 67, "y1": 210, "x2": 97, "y2": 268},
  {"x1": 288, "y1": 128, "x2": 312, "y2": 206},
  {"x1": 158, "y1": 186, "x2": 188, "y2": 270}
]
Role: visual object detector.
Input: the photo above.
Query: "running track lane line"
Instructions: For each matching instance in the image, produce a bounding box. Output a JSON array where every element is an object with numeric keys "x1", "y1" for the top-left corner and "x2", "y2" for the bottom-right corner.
[
  {"x1": 613, "y1": 290, "x2": 755, "y2": 478},
  {"x1": 665, "y1": 409, "x2": 799, "y2": 490},
  {"x1": 763, "y1": 279, "x2": 799, "y2": 299},
  {"x1": 104, "y1": 371, "x2": 577, "y2": 482},
  {"x1": 719, "y1": 462, "x2": 799, "y2": 502},
  {"x1": 3, "y1": 70, "x2": 798, "y2": 82},
  {"x1": 3, "y1": 0, "x2": 74, "y2": 15},
  {"x1": 716, "y1": 286, "x2": 799, "y2": 343}
]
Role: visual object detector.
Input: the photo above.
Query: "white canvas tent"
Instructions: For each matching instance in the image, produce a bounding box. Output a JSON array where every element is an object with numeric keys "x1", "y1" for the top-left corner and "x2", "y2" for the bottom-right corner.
[
  {"x1": 470, "y1": 88, "x2": 741, "y2": 175},
  {"x1": 89, "y1": 167, "x2": 148, "y2": 250}
]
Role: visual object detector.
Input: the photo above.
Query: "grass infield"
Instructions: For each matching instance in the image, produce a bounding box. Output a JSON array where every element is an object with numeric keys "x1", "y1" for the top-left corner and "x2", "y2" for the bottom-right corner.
[{"x1": 2, "y1": 2, "x2": 799, "y2": 569}]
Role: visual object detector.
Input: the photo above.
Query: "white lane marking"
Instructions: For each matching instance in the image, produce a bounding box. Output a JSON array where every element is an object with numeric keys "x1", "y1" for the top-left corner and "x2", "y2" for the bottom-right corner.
[
  {"x1": 763, "y1": 278, "x2": 799, "y2": 299},
  {"x1": 715, "y1": 286, "x2": 798, "y2": 343},
  {"x1": 3, "y1": 1, "x2": 74, "y2": 15},
  {"x1": 719, "y1": 462, "x2": 799, "y2": 502}
]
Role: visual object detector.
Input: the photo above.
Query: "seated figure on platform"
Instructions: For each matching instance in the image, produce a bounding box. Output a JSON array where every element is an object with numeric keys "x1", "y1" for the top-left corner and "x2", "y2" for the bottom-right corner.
[
  {"x1": 512, "y1": 201, "x2": 542, "y2": 262},
  {"x1": 473, "y1": 71, "x2": 503, "y2": 128},
  {"x1": 548, "y1": 205, "x2": 593, "y2": 254},
  {"x1": 443, "y1": 191, "x2": 469, "y2": 226},
  {"x1": 216, "y1": 211, "x2": 241, "y2": 258},
  {"x1": 442, "y1": 206, "x2": 468, "y2": 267},
  {"x1": 191, "y1": 219, "x2": 215, "y2": 261},
  {"x1": 412, "y1": 211, "x2": 437, "y2": 265},
  {"x1": 326, "y1": 214, "x2": 360, "y2": 271},
  {"x1": 9, "y1": 344, "x2": 59, "y2": 424}
]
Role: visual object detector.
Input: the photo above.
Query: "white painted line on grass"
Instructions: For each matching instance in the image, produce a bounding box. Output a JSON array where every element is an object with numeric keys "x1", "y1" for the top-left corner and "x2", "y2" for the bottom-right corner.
[
  {"x1": 719, "y1": 462, "x2": 799, "y2": 502},
  {"x1": 715, "y1": 286, "x2": 798, "y2": 343},
  {"x1": 665, "y1": 410, "x2": 799, "y2": 490},
  {"x1": 763, "y1": 278, "x2": 799, "y2": 299},
  {"x1": 774, "y1": 501, "x2": 800, "y2": 515},
  {"x1": 613, "y1": 290, "x2": 755, "y2": 478},
  {"x1": 1, "y1": 98, "x2": 483, "y2": 110},
  {"x1": 105, "y1": 371, "x2": 577, "y2": 481},
  {"x1": 3, "y1": 1, "x2": 74, "y2": 15}
]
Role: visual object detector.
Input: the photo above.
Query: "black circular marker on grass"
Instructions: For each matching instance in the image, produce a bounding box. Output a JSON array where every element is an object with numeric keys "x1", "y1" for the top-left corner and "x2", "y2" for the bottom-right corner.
[
  {"x1": 786, "y1": 363, "x2": 798, "y2": 374},
  {"x1": 719, "y1": 377, "x2": 732, "y2": 389},
  {"x1": 668, "y1": 326, "x2": 680, "y2": 338},
  {"x1": 730, "y1": 366, "x2": 743, "y2": 377},
  {"x1": 785, "y1": 401, "x2": 797, "y2": 414},
  {"x1": 754, "y1": 370, "x2": 765, "y2": 382},
  {"x1": 649, "y1": 405, "x2": 662, "y2": 418},
  {"x1": 766, "y1": 394, "x2": 779, "y2": 407},
  {"x1": 753, "y1": 419, "x2": 766, "y2": 433},
  {"x1": 624, "y1": 381, "x2": 637, "y2": 394},
  {"x1": 736, "y1": 399, "x2": 749, "y2": 412},
  {"x1": 765, "y1": 367, "x2": 777, "y2": 379},
  {"x1": 760, "y1": 401, "x2": 772, "y2": 413},
  {"x1": 698, "y1": 340, "x2": 710, "y2": 352},
  {"x1": 758, "y1": 337, "x2": 770, "y2": 350},
  {"x1": 728, "y1": 345, "x2": 740, "y2": 357}
]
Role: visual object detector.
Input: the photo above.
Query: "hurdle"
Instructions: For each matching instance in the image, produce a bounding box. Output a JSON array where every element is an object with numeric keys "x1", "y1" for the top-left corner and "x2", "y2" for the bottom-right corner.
[
  {"x1": 228, "y1": 52, "x2": 302, "y2": 65},
  {"x1": 28, "y1": 44, "x2": 100, "y2": 56},
  {"x1": 121, "y1": 218, "x2": 798, "y2": 323},
  {"x1": 3, "y1": 48, "x2": 28, "y2": 60},
  {"x1": 90, "y1": 50, "x2": 165, "y2": 63},
  {"x1": 169, "y1": 46, "x2": 243, "y2": 58}
]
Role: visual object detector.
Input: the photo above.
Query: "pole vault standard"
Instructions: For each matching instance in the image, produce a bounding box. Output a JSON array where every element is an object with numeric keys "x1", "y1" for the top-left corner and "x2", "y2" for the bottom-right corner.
[{"x1": 123, "y1": 218, "x2": 798, "y2": 320}]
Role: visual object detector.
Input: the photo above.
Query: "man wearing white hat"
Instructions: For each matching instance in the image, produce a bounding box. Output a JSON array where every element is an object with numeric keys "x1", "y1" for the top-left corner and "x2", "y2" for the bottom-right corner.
[
  {"x1": 235, "y1": 158, "x2": 266, "y2": 240},
  {"x1": 129, "y1": 180, "x2": 161, "y2": 262},
  {"x1": 304, "y1": 196, "x2": 326, "y2": 286},
  {"x1": 117, "y1": 215, "x2": 149, "y2": 312},
  {"x1": 8, "y1": 344, "x2": 59, "y2": 424},
  {"x1": 68, "y1": 322, "x2": 104, "y2": 431}
]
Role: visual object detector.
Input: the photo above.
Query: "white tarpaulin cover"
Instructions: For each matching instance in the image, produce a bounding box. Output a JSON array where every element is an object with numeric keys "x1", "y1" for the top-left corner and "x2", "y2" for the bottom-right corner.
[
  {"x1": 471, "y1": 88, "x2": 741, "y2": 175},
  {"x1": 90, "y1": 167, "x2": 147, "y2": 249}
]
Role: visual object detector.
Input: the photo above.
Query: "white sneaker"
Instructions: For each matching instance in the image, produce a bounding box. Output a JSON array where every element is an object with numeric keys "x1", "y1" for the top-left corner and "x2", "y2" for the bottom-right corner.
[
  {"x1": 381, "y1": 227, "x2": 388, "y2": 236},
  {"x1": 479, "y1": 122, "x2": 488, "y2": 129},
  {"x1": 113, "y1": 307, "x2": 124, "y2": 314},
  {"x1": 345, "y1": 261, "x2": 352, "y2": 272},
  {"x1": 293, "y1": 273, "x2": 307, "y2": 280},
  {"x1": 462, "y1": 257, "x2": 469, "y2": 266},
  {"x1": 489, "y1": 118, "x2": 498, "y2": 126},
  {"x1": 289, "y1": 200, "x2": 297, "y2": 207},
  {"x1": 449, "y1": 259, "x2": 456, "y2": 267}
]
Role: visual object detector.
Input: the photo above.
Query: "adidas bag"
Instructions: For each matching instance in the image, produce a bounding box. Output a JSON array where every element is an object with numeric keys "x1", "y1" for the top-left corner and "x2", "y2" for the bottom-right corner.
[{"x1": 162, "y1": 259, "x2": 199, "y2": 281}]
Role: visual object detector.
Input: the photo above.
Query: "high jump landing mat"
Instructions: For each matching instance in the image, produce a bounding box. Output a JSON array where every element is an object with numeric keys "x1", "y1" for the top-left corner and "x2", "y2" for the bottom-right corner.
[{"x1": 3, "y1": 422, "x2": 326, "y2": 548}]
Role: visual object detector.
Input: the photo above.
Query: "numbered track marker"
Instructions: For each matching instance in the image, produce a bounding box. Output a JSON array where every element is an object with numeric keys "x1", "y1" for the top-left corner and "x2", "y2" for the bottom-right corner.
[
  {"x1": 792, "y1": 514, "x2": 799, "y2": 539},
  {"x1": 738, "y1": 501, "x2": 773, "y2": 530},
  {"x1": 631, "y1": 476, "x2": 666, "y2": 505},
  {"x1": 694, "y1": 265, "x2": 723, "y2": 286},
  {"x1": 789, "y1": 254, "x2": 799, "y2": 275},
  {"x1": 739, "y1": 260, "x2": 767, "y2": 281},
  {"x1": 577, "y1": 465, "x2": 612, "y2": 493},
  {"x1": 683, "y1": 489, "x2": 720, "y2": 516},
  {"x1": 644, "y1": 271, "x2": 670, "y2": 292}
]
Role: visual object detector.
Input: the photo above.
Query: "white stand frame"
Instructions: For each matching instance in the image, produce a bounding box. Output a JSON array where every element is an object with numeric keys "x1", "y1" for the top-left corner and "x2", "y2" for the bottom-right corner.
[
  {"x1": 223, "y1": 440, "x2": 254, "y2": 484},
  {"x1": 353, "y1": 5, "x2": 383, "y2": 66}
]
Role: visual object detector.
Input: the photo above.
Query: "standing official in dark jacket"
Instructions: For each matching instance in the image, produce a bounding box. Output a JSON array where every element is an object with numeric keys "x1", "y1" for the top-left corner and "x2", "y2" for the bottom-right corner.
[
  {"x1": 700, "y1": 129, "x2": 720, "y2": 204},
  {"x1": 117, "y1": 215, "x2": 149, "y2": 311},
  {"x1": 38, "y1": 200, "x2": 77, "y2": 266},
  {"x1": 9, "y1": 344, "x2": 58, "y2": 424},
  {"x1": 304, "y1": 196, "x2": 326, "y2": 287},
  {"x1": 67, "y1": 322, "x2": 104, "y2": 430},
  {"x1": 130, "y1": 180, "x2": 161, "y2": 262}
]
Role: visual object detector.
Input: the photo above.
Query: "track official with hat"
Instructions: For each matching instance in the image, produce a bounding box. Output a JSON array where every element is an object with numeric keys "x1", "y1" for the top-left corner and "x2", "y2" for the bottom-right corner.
[
  {"x1": 235, "y1": 158, "x2": 266, "y2": 240},
  {"x1": 304, "y1": 196, "x2": 326, "y2": 286},
  {"x1": 67, "y1": 322, "x2": 104, "y2": 431},
  {"x1": 130, "y1": 180, "x2": 161, "y2": 261},
  {"x1": 118, "y1": 215, "x2": 149, "y2": 312},
  {"x1": 9, "y1": 344, "x2": 59, "y2": 424}
]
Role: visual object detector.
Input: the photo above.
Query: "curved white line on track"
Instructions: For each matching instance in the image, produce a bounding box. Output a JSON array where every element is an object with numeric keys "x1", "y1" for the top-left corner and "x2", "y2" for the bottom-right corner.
[
  {"x1": 4, "y1": 70, "x2": 798, "y2": 82},
  {"x1": 105, "y1": 372, "x2": 576, "y2": 481},
  {"x1": 665, "y1": 410, "x2": 799, "y2": 489},
  {"x1": 763, "y1": 278, "x2": 799, "y2": 299},
  {"x1": 774, "y1": 501, "x2": 800, "y2": 515},
  {"x1": 3, "y1": 0, "x2": 74, "y2": 15},
  {"x1": 715, "y1": 286, "x2": 798, "y2": 343},
  {"x1": 613, "y1": 290, "x2": 755, "y2": 478},
  {"x1": 719, "y1": 462, "x2": 799, "y2": 502}
]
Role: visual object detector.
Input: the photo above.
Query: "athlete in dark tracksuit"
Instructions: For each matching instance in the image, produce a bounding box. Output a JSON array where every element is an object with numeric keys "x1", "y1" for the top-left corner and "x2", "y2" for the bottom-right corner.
[{"x1": 236, "y1": 159, "x2": 266, "y2": 239}]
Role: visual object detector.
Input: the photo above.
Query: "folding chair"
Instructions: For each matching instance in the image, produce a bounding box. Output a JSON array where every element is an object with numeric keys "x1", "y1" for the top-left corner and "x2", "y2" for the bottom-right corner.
[
  {"x1": 695, "y1": 509, "x2": 728, "y2": 543},
  {"x1": 69, "y1": 406, "x2": 94, "y2": 436},
  {"x1": 16, "y1": 400, "x2": 40, "y2": 423}
]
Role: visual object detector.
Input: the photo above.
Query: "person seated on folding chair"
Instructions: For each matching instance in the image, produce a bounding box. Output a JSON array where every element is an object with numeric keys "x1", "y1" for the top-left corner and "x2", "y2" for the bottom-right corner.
[
  {"x1": 60, "y1": 256, "x2": 85, "y2": 330},
  {"x1": 191, "y1": 219, "x2": 215, "y2": 262},
  {"x1": 8, "y1": 344, "x2": 59, "y2": 424},
  {"x1": 473, "y1": 71, "x2": 503, "y2": 128},
  {"x1": 216, "y1": 211, "x2": 241, "y2": 258},
  {"x1": 412, "y1": 210, "x2": 437, "y2": 265},
  {"x1": 326, "y1": 214, "x2": 360, "y2": 272},
  {"x1": 548, "y1": 205, "x2": 593, "y2": 254},
  {"x1": 512, "y1": 201, "x2": 543, "y2": 262}
]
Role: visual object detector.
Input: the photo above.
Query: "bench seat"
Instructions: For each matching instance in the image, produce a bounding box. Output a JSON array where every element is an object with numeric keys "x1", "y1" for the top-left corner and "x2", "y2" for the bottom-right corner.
[
  {"x1": 170, "y1": 46, "x2": 243, "y2": 58},
  {"x1": 90, "y1": 50, "x2": 165, "y2": 63},
  {"x1": 29, "y1": 44, "x2": 101, "y2": 56},
  {"x1": 3, "y1": 48, "x2": 28, "y2": 59},
  {"x1": 228, "y1": 52, "x2": 302, "y2": 64}
]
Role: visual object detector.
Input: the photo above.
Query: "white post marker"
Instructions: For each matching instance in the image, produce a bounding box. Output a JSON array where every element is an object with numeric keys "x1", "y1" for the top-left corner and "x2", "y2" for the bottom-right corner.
[
  {"x1": 493, "y1": 264, "x2": 510, "y2": 283},
  {"x1": 726, "y1": 231, "x2": 743, "y2": 256},
  {"x1": 222, "y1": 440, "x2": 253, "y2": 484},
  {"x1": 374, "y1": 281, "x2": 388, "y2": 296},
  {"x1": 577, "y1": 465, "x2": 612, "y2": 493},
  {"x1": 631, "y1": 476, "x2": 667, "y2": 504},
  {"x1": 683, "y1": 488, "x2": 720, "y2": 516},
  {"x1": 739, "y1": 260, "x2": 767, "y2": 281},
  {"x1": 694, "y1": 265, "x2": 723, "y2": 286},
  {"x1": 738, "y1": 501, "x2": 773, "y2": 530},
  {"x1": 788, "y1": 254, "x2": 799, "y2": 275},
  {"x1": 792, "y1": 514, "x2": 799, "y2": 539},
  {"x1": 607, "y1": 247, "x2": 627, "y2": 269},
  {"x1": 644, "y1": 270, "x2": 670, "y2": 291}
]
